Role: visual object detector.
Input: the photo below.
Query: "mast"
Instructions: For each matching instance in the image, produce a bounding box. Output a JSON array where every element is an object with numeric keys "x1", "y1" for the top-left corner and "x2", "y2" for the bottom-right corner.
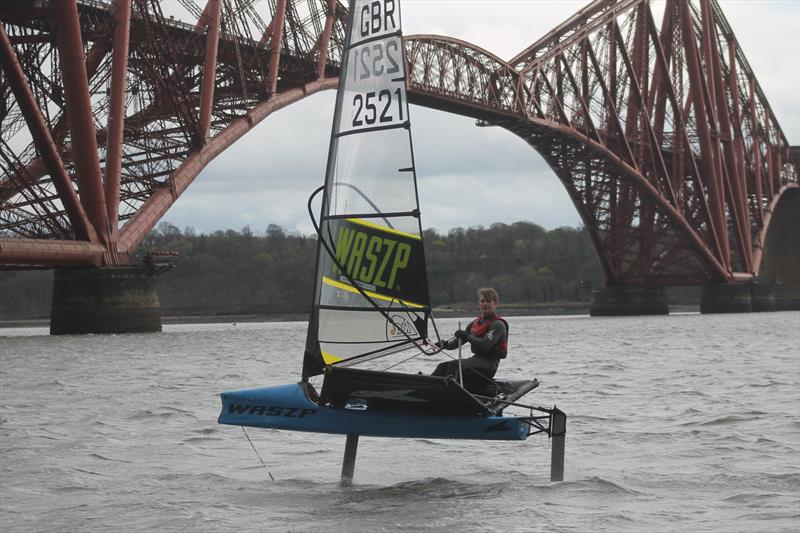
[{"x1": 302, "y1": 0, "x2": 356, "y2": 381}]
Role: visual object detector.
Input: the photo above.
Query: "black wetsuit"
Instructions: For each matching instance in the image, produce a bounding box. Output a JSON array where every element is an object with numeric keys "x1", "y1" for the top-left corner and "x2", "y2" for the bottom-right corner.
[{"x1": 431, "y1": 315, "x2": 508, "y2": 387}]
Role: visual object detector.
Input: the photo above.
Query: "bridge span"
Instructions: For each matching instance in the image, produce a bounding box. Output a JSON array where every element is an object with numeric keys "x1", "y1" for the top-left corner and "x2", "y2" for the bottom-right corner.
[{"x1": 1, "y1": 0, "x2": 797, "y2": 331}]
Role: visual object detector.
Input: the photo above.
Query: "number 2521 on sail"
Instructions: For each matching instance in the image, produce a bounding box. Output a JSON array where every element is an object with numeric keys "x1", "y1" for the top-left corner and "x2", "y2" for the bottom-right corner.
[{"x1": 352, "y1": 89, "x2": 404, "y2": 127}]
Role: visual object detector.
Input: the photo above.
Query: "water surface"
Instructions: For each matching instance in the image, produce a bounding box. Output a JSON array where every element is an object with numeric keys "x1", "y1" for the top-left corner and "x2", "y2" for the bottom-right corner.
[{"x1": 1, "y1": 312, "x2": 798, "y2": 531}]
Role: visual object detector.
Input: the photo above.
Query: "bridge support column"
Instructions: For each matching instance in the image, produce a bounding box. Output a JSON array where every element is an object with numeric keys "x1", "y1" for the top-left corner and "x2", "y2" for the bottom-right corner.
[
  {"x1": 760, "y1": 188, "x2": 800, "y2": 311},
  {"x1": 749, "y1": 284, "x2": 775, "y2": 312},
  {"x1": 50, "y1": 267, "x2": 162, "y2": 334},
  {"x1": 590, "y1": 286, "x2": 669, "y2": 316},
  {"x1": 700, "y1": 283, "x2": 751, "y2": 314},
  {"x1": 773, "y1": 287, "x2": 800, "y2": 311}
]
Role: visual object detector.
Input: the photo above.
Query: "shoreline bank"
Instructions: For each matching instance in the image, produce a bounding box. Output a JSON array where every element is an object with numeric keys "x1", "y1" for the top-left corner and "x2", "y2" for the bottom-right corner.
[{"x1": 2, "y1": 301, "x2": 709, "y2": 330}]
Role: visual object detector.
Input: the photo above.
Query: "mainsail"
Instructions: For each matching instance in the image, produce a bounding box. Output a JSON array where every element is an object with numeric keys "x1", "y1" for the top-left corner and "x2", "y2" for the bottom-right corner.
[{"x1": 303, "y1": 0, "x2": 431, "y2": 379}]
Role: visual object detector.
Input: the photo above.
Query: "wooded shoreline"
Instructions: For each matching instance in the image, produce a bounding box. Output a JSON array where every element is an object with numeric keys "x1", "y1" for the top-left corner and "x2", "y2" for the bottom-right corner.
[{"x1": 2, "y1": 220, "x2": 606, "y2": 323}]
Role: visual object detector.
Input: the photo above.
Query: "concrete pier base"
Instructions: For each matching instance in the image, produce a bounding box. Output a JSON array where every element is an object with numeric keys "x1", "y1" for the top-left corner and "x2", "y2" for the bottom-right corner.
[
  {"x1": 760, "y1": 187, "x2": 799, "y2": 311},
  {"x1": 700, "y1": 283, "x2": 752, "y2": 314},
  {"x1": 50, "y1": 267, "x2": 162, "y2": 334},
  {"x1": 773, "y1": 288, "x2": 800, "y2": 311},
  {"x1": 749, "y1": 284, "x2": 776, "y2": 312},
  {"x1": 590, "y1": 286, "x2": 669, "y2": 316}
]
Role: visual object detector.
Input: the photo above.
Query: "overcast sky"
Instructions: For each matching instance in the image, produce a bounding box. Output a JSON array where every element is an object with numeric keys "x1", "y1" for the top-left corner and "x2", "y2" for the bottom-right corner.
[{"x1": 162, "y1": 0, "x2": 800, "y2": 236}]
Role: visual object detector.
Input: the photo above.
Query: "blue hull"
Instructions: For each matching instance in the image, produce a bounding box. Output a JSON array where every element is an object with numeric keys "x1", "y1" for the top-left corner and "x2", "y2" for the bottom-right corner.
[{"x1": 218, "y1": 383, "x2": 531, "y2": 441}]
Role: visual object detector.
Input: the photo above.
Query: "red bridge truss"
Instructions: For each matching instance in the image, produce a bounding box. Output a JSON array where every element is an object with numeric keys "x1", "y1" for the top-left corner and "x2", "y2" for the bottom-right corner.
[{"x1": 1, "y1": 0, "x2": 797, "y2": 288}]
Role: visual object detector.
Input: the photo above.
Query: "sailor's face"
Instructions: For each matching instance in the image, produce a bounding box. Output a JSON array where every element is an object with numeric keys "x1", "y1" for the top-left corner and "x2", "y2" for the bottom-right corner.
[{"x1": 479, "y1": 297, "x2": 497, "y2": 317}]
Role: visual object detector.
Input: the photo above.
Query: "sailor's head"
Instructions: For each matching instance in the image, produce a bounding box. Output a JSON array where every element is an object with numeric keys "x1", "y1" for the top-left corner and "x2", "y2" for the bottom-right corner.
[{"x1": 477, "y1": 287, "x2": 499, "y2": 317}]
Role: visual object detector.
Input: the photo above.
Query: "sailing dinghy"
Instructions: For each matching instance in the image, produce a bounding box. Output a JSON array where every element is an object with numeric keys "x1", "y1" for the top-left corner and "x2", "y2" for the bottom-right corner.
[{"x1": 219, "y1": 0, "x2": 566, "y2": 479}]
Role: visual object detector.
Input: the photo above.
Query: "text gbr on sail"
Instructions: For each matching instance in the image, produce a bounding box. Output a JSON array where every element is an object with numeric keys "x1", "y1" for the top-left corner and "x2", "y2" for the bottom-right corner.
[{"x1": 359, "y1": 0, "x2": 397, "y2": 37}]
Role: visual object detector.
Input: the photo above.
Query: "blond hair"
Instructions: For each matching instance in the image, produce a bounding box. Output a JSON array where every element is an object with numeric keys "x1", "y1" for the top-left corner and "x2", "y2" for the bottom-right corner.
[{"x1": 478, "y1": 287, "x2": 499, "y2": 303}]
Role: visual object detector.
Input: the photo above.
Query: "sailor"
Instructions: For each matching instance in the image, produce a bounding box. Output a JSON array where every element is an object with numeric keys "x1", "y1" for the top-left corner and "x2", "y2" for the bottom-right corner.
[{"x1": 431, "y1": 287, "x2": 508, "y2": 388}]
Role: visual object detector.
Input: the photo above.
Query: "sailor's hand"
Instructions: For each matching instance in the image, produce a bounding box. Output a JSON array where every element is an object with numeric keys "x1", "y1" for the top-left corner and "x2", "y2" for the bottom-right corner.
[
  {"x1": 454, "y1": 329, "x2": 469, "y2": 341},
  {"x1": 426, "y1": 339, "x2": 444, "y2": 351}
]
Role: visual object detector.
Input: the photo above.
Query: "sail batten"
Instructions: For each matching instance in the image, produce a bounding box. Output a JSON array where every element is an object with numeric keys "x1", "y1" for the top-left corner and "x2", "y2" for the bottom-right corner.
[
  {"x1": 302, "y1": 0, "x2": 431, "y2": 380},
  {"x1": 344, "y1": 29, "x2": 403, "y2": 50},
  {"x1": 322, "y1": 276, "x2": 426, "y2": 308},
  {"x1": 334, "y1": 121, "x2": 410, "y2": 138},
  {"x1": 345, "y1": 218, "x2": 421, "y2": 240},
  {"x1": 322, "y1": 210, "x2": 419, "y2": 222}
]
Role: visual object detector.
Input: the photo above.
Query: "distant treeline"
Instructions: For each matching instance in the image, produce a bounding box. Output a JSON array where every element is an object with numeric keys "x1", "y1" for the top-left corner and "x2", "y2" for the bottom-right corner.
[{"x1": 0, "y1": 221, "x2": 603, "y2": 319}]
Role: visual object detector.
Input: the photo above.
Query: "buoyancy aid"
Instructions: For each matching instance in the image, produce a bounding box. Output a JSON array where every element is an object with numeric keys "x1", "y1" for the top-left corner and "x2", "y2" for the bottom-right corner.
[{"x1": 468, "y1": 314, "x2": 509, "y2": 359}]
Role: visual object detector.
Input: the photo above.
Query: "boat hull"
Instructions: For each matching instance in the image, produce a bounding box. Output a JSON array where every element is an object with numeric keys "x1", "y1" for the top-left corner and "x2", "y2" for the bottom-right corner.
[{"x1": 218, "y1": 383, "x2": 531, "y2": 441}]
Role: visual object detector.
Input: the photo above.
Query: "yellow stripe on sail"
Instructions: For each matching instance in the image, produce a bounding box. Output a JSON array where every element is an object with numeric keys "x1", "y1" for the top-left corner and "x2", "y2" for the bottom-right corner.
[
  {"x1": 322, "y1": 276, "x2": 425, "y2": 308},
  {"x1": 346, "y1": 218, "x2": 421, "y2": 241},
  {"x1": 321, "y1": 350, "x2": 343, "y2": 364}
]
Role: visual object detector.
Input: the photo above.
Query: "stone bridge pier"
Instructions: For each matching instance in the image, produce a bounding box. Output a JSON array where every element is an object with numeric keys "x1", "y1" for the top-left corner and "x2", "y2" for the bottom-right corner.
[{"x1": 50, "y1": 267, "x2": 162, "y2": 334}]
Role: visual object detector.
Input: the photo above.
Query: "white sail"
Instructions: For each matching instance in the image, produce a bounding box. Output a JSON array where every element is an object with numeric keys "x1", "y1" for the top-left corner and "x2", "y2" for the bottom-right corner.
[{"x1": 303, "y1": 0, "x2": 430, "y2": 379}]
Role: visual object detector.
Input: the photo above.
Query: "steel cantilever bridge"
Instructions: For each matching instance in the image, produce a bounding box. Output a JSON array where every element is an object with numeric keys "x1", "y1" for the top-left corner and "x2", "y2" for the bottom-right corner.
[{"x1": 1, "y1": 0, "x2": 798, "y2": 327}]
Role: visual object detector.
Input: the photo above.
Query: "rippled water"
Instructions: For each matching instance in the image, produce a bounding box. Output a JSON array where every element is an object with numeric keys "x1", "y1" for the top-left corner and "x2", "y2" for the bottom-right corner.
[{"x1": 1, "y1": 312, "x2": 798, "y2": 532}]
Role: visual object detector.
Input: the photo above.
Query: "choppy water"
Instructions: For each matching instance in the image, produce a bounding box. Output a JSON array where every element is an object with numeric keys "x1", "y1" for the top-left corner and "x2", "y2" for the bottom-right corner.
[{"x1": 1, "y1": 312, "x2": 798, "y2": 532}]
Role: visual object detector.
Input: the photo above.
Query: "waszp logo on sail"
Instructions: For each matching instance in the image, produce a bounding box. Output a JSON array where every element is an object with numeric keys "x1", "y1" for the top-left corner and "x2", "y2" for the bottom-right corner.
[{"x1": 333, "y1": 225, "x2": 411, "y2": 290}]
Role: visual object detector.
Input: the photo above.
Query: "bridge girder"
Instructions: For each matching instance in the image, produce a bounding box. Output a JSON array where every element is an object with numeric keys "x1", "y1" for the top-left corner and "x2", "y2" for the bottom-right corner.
[{"x1": 0, "y1": 0, "x2": 796, "y2": 287}]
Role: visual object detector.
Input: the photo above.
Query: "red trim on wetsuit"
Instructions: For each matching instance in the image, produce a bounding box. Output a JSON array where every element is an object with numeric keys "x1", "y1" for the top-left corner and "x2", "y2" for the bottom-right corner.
[{"x1": 468, "y1": 314, "x2": 509, "y2": 359}]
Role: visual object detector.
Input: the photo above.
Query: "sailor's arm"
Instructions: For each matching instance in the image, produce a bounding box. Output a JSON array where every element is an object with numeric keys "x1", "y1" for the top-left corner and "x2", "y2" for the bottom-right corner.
[{"x1": 434, "y1": 321, "x2": 474, "y2": 350}]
